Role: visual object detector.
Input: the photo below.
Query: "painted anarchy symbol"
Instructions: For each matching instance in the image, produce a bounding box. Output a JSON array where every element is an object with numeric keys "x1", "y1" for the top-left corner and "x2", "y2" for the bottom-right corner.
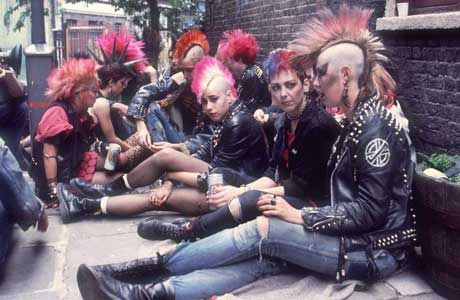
[{"x1": 365, "y1": 138, "x2": 390, "y2": 167}]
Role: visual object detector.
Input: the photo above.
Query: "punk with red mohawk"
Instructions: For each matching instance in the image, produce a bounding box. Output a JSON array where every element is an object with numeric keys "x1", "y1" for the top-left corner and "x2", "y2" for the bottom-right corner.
[
  {"x1": 172, "y1": 29, "x2": 210, "y2": 63},
  {"x1": 216, "y1": 29, "x2": 270, "y2": 113}
]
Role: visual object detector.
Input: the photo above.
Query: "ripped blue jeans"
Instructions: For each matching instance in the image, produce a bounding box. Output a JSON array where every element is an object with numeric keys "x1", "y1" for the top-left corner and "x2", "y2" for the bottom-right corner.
[
  {"x1": 145, "y1": 103, "x2": 185, "y2": 143},
  {"x1": 164, "y1": 218, "x2": 400, "y2": 300}
]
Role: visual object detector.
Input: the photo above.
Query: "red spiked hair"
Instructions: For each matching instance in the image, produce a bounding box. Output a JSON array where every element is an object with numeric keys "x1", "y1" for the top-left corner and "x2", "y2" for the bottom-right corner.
[
  {"x1": 45, "y1": 58, "x2": 97, "y2": 101},
  {"x1": 173, "y1": 30, "x2": 209, "y2": 62},
  {"x1": 96, "y1": 30, "x2": 147, "y2": 72},
  {"x1": 219, "y1": 29, "x2": 258, "y2": 64}
]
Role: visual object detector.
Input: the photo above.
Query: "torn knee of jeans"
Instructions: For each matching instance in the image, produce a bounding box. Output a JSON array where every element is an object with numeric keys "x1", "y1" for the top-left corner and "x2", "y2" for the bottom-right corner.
[
  {"x1": 256, "y1": 216, "x2": 269, "y2": 238},
  {"x1": 228, "y1": 197, "x2": 242, "y2": 223}
]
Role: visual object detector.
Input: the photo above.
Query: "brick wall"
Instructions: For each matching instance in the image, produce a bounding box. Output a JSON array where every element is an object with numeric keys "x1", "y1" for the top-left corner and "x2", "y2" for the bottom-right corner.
[{"x1": 204, "y1": 0, "x2": 460, "y2": 155}]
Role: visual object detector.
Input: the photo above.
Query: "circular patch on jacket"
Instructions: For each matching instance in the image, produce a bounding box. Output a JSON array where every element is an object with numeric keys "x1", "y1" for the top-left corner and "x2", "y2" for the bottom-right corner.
[{"x1": 365, "y1": 138, "x2": 390, "y2": 167}]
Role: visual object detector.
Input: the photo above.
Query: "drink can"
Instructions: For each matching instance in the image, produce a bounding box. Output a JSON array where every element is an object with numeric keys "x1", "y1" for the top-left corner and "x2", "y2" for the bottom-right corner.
[
  {"x1": 104, "y1": 143, "x2": 121, "y2": 171},
  {"x1": 207, "y1": 173, "x2": 224, "y2": 210}
]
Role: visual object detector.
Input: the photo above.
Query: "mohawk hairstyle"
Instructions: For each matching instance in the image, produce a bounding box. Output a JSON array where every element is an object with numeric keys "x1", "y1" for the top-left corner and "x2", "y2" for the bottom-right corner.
[
  {"x1": 288, "y1": 5, "x2": 395, "y2": 99},
  {"x1": 94, "y1": 30, "x2": 147, "y2": 72},
  {"x1": 173, "y1": 30, "x2": 209, "y2": 62},
  {"x1": 219, "y1": 29, "x2": 258, "y2": 65},
  {"x1": 45, "y1": 58, "x2": 97, "y2": 101},
  {"x1": 263, "y1": 49, "x2": 298, "y2": 81},
  {"x1": 191, "y1": 56, "x2": 236, "y2": 103}
]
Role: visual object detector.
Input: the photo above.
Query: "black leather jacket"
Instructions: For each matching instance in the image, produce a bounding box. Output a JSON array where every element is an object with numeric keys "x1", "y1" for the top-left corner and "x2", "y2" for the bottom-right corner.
[
  {"x1": 194, "y1": 101, "x2": 269, "y2": 178},
  {"x1": 301, "y1": 98, "x2": 417, "y2": 276},
  {"x1": 264, "y1": 99, "x2": 340, "y2": 202},
  {"x1": 237, "y1": 65, "x2": 271, "y2": 113}
]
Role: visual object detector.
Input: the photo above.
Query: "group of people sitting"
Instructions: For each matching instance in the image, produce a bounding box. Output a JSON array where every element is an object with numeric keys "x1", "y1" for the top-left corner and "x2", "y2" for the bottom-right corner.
[{"x1": 3, "y1": 5, "x2": 419, "y2": 300}]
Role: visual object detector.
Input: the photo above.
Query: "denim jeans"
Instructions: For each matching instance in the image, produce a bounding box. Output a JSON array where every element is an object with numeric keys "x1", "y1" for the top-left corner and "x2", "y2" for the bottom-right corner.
[
  {"x1": 0, "y1": 138, "x2": 41, "y2": 265},
  {"x1": 164, "y1": 218, "x2": 400, "y2": 300},
  {"x1": 145, "y1": 103, "x2": 185, "y2": 143},
  {"x1": 0, "y1": 99, "x2": 28, "y2": 157}
]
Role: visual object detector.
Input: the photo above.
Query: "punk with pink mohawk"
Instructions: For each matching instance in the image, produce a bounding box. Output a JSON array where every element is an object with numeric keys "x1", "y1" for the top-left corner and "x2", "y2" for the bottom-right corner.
[
  {"x1": 191, "y1": 56, "x2": 236, "y2": 102},
  {"x1": 289, "y1": 5, "x2": 395, "y2": 99},
  {"x1": 218, "y1": 29, "x2": 258, "y2": 65},
  {"x1": 45, "y1": 58, "x2": 97, "y2": 101}
]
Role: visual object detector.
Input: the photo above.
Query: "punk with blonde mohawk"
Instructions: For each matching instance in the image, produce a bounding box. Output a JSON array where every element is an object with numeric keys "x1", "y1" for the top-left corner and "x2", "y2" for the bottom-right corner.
[
  {"x1": 289, "y1": 5, "x2": 395, "y2": 99},
  {"x1": 191, "y1": 56, "x2": 236, "y2": 102},
  {"x1": 45, "y1": 58, "x2": 97, "y2": 102}
]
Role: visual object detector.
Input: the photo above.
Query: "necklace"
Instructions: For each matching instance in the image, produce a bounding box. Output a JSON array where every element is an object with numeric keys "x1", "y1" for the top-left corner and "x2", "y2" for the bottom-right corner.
[{"x1": 286, "y1": 94, "x2": 309, "y2": 120}]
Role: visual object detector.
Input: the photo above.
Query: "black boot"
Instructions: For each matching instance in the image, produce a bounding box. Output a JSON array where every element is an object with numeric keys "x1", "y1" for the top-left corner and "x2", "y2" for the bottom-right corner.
[
  {"x1": 137, "y1": 217, "x2": 196, "y2": 242},
  {"x1": 70, "y1": 177, "x2": 128, "y2": 198},
  {"x1": 77, "y1": 264, "x2": 175, "y2": 300},
  {"x1": 86, "y1": 252, "x2": 167, "y2": 280},
  {"x1": 57, "y1": 183, "x2": 102, "y2": 223}
]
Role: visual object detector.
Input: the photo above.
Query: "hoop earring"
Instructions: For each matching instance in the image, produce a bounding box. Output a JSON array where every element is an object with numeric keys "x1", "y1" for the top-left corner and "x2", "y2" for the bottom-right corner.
[{"x1": 342, "y1": 79, "x2": 350, "y2": 108}]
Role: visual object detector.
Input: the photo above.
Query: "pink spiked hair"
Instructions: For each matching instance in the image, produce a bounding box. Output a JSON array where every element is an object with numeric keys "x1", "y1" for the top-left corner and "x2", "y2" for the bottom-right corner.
[
  {"x1": 218, "y1": 29, "x2": 258, "y2": 64},
  {"x1": 96, "y1": 30, "x2": 147, "y2": 72},
  {"x1": 288, "y1": 5, "x2": 396, "y2": 99},
  {"x1": 191, "y1": 56, "x2": 236, "y2": 103},
  {"x1": 45, "y1": 58, "x2": 97, "y2": 101}
]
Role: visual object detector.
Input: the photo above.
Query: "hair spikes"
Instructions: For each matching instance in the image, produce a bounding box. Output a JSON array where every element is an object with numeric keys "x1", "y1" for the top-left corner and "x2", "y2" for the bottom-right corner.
[
  {"x1": 191, "y1": 56, "x2": 236, "y2": 103},
  {"x1": 262, "y1": 49, "x2": 296, "y2": 81},
  {"x1": 288, "y1": 5, "x2": 394, "y2": 98},
  {"x1": 219, "y1": 29, "x2": 258, "y2": 64},
  {"x1": 95, "y1": 30, "x2": 147, "y2": 72},
  {"x1": 45, "y1": 58, "x2": 97, "y2": 101},
  {"x1": 173, "y1": 29, "x2": 209, "y2": 62}
]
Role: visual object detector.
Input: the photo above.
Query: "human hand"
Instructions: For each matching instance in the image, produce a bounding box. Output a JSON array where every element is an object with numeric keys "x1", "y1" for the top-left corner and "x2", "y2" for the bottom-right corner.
[
  {"x1": 253, "y1": 109, "x2": 268, "y2": 125},
  {"x1": 148, "y1": 181, "x2": 173, "y2": 208},
  {"x1": 37, "y1": 210, "x2": 49, "y2": 232},
  {"x1": 136, "y1": 123, "x2": 152, "y2": 149},
  {"x1": 257, "y1": 194, "x2": 303, "y2": 224},
  {"x1": 150, "y1": 141, "x2": 179, "y2": 153},
  {"x1": 207, "y1": 185, "x2": 242, "y2": 209}
]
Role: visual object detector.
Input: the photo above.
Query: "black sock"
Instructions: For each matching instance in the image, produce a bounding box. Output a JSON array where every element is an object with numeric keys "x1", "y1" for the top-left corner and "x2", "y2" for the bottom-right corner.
[
  {"x1": 191, "y1": 205, "x2": 239, "y2": 238},
  {"x1": 109, "y1": 176, "x2": 128, "y2": 192}
]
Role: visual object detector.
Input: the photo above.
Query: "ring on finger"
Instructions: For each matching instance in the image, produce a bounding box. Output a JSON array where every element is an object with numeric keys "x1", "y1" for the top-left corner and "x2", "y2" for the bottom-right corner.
[{"x1": 270, "y1": 195, "x2": 277, "y2": 206}]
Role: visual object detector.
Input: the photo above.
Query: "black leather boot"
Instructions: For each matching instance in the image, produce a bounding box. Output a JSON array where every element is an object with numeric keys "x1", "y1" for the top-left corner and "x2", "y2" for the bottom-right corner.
[
  {"x1": 70, "y1": 177, "x2": 127, "y2": 198},
  {"x1": 57, "y1": 183, "x2": 102, "y2": 223},
  {"x1": 86, "y1": 253, "x2": 167, "y2": 280},
  {"x1": 77, "y1": 264, "x2": 175, "y2": 300},
  {"x1": 137, "y1": 217, "x2": 196, "y2": 242}
]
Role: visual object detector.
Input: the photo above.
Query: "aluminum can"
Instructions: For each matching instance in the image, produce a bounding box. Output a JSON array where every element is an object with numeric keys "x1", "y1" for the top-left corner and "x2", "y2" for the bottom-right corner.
[
  {"x1": 207, "y1": 173, "x2": 224, "y2": 210},
  {"x1": 104, "y1": 143, "x2": 121, "y2": 171}
]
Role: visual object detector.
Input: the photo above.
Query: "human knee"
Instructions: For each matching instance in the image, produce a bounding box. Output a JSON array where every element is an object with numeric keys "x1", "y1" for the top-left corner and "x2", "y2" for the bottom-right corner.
[
  {"x1": 256, "y1": 216, "x2": 269, "y2": 238},
  {"x1": 153, "y1": 148, "x2": 175, "y2": 166}
]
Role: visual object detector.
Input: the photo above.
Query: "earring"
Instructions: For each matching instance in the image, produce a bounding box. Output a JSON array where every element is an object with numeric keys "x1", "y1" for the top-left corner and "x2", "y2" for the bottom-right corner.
[{"x1": 342, "y1": 79, "x2": 350, "y2": 108}]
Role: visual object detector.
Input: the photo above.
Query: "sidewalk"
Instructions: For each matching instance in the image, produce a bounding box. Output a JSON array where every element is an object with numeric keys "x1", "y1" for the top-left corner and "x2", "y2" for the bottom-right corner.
[{"x1": 0, "y1": 209, "x2": 446, "y2": 300}]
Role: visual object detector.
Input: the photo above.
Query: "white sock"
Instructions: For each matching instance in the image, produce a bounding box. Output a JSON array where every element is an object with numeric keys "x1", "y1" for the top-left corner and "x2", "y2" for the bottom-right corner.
[
  {"x1": 100, "y1": 197, "x2": 109, "y2": 214},
  {"x1": 122, "y1": 174, "x2": 133, "y2": 190}
]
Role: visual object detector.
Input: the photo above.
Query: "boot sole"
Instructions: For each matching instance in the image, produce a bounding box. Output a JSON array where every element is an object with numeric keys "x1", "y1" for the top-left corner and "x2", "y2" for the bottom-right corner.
[
  {"x1": 57, "y1": 183, "x2": 72, "y2": 224},
  {"x1": 77, "y1": 264, "x2": 114, "y2": 300}
]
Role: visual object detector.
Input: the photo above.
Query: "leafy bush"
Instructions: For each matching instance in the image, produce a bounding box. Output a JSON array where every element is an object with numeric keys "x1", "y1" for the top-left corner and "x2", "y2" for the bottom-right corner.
[{"x1": 424, "y1": 153, "x2": 456, "y2": 172}]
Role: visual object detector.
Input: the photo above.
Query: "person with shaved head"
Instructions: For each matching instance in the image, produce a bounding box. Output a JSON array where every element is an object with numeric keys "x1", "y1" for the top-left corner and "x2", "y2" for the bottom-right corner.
[
  {"x1": 75, "y1": 6, "x2": 417, "y2": 300},
  {"x1": 57, "y1": 56, "x2": 268, "y2": 223}
]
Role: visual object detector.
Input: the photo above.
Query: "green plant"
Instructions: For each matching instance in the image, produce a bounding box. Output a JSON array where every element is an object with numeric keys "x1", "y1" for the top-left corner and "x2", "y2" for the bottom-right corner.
[
  {"x1": 425, "y1": 153, "x2": 456, "y2": 173},
  {"x1": 450, "y1": 173, "x2": 460, "y2": 184}
]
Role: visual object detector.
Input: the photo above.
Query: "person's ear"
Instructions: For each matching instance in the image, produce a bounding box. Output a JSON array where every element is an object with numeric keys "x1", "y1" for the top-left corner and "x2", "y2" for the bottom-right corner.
[
  {"x1": 340, "y1": 66, "x2": 352, "y2": 83},
  {"x1": 303, "y1": 78, "x2": 310, "y2": 93},
  {"x1": 225, "y1": 89, "x2": 235, "y2": 104}
]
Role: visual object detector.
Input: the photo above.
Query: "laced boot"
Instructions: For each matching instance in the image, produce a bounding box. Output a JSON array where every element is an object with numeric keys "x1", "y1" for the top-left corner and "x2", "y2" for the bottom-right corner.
[
  {"x1": 70, "y1": 177, "x2": 127, "y2": 198},
  {"x1": 57, "y1": 183, "x2": 102, "y2": 223},
  {"x1": 86, "y1": 252, "x2": 167, "y2": 281},
  {"x1": 77, "y1": 264, "x2": 175, "y2": 300},
  {"x1": 137, "y1": 217, "x2": 196, "y2": 242}
]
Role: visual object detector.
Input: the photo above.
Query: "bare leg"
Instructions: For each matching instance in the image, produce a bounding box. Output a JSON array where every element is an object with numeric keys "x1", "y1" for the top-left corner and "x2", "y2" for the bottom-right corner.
[
  {"x1": 105, "y1": 187, "x2": 209, "y2": 216},
  {"x1": 91, "y1": 171, "x2": 123, "y2": 184},
  {"x1": 127, "y1": 148, "x2": 209, "y2": 188},
  {"x1": 164, "y1": 188, "x2": 209, "y2": 216}
]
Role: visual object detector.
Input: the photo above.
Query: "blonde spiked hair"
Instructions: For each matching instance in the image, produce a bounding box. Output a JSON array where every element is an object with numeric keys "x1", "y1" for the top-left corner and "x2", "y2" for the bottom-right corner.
[{"x1": 288, "y1": 5, "x2": 395, "y2": 100}]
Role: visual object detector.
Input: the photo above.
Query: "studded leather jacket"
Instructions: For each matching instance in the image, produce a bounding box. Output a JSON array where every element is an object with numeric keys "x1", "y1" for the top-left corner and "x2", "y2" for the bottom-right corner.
[
  {"x1": 193, "y1": 101, "x2": 269, "y2": 178},
  {"x1": 264, "y1": 99, "x2": 340, "y2": 202},
  {"x1": 301, "y1": 98, "x2": 417, "y2": 277},
  {"x1": 237, "y1": 64, "x2": 271, "y2": 113}
]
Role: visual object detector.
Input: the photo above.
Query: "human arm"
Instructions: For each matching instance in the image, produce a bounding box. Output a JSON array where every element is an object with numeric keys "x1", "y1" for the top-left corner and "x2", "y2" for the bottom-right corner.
[{"x1": 257, "y1": 195, "x2": 303, "y2": 224}]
